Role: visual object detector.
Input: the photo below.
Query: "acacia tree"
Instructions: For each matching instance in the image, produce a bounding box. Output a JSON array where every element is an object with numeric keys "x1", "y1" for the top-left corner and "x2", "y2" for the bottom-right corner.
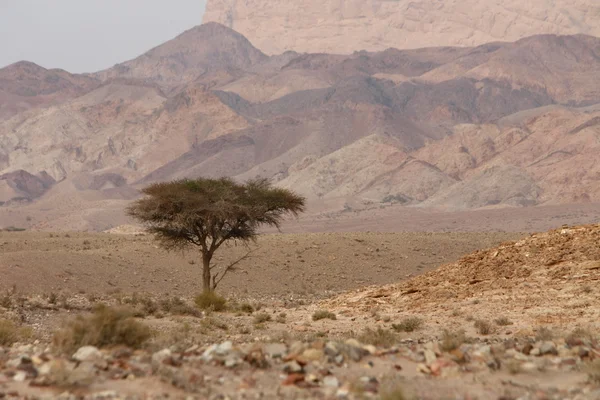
[{"x1": 126, "y1": 178, "x2": 305, "y2": 293}]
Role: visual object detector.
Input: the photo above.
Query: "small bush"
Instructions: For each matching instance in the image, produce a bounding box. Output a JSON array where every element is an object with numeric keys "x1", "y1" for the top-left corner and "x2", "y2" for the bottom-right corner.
[
  {"x1": 506, "y1": 360, "x2": 522, "y2": 375},
  {"x1": 201, "y1": 317, "x2": 228, "y2": 331},
  {"x1": 276, "y1": 312, "x2": 287, "y2": 323},
  {"x1": 238, "y1": 303, "x2": 254, "y2": 314},
  {"x1": 392, "y1": 317, "x2": 423, "y2": 332},
  {"x1": 439, "y1": 329, "x2": 467, "y2": 352},
  {"x1": 358, "y1": 327, "x2": 397, "y2": 347},
  {"x1": 0, "y1": 293, "x2": 12, "y2": 309},
  {"x1": 48, "y1": 292, "x2": 59, "y2": 305},
  {"x1": 474, "y1": 319, "x2": 494, "y2": 335},
  {"x1": 253, "y1": 312, "x2": 272, "y2": 324},
  {"x1": 494, "y1": 317, "x2": 513, "y2": 326},
  {"x1": 0, "y1": 319, "x2": 30, "y2": 346},
  {"x1": 312, "y1": 310, "x2": 336, "y2": 321},
  {"x1": 160, "y1": 297, "x2": 201, "y2": 317},
  {"x1": 194, "y1": 292, "x2": 227, "y2": 312},
  {"x1": 535, "y1": 326, "x2": 554, "y2": 341},
  {"x1": 53, "y1": 305, "x2": 151, "y2": 353}
]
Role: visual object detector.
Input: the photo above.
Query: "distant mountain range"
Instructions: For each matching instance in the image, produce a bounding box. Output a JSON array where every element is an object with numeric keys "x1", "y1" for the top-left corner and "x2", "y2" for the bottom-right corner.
[
  {"x1": 1, "y1": 22, "x2": 599, "y2": 230},
  {"x1": 203, "y1": 0, "x2": 600, "y2": 54}
]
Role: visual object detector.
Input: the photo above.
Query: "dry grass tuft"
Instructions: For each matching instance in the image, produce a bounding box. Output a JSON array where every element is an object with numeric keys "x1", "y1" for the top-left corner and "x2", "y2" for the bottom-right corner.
[
  {"x1": 253, "y1": 312, "x2": 272, "y2": 324},
  {"x1": 160, "y1": 297, "x2": 201, "y2": 317},
  {"x1": 312, "y1": 310, "x2": 337, "y2": 321},
  {"x1": 494, "y1": 317, "x2": 513, "y2": 326},
  {"x1": 358, "y1": 327, "x2": 398, "y2": 347},
  {"x1": 474, "y1": 319, "x2": 494, "y2": 335},
  {"x1": 194, "y1": 292, "x2": 227, "y2": 312},
  {"x1": 392, "y1": 317, "x2": 423, "y2": 332},
  {"x1": 535, "y1": 326, "x2": 554, "y2": 341},
  {"x1": 439, "y1": 329, "x2": 467, "y2": 352},
  {"x1": 53, "y1": 305, "x2": 151, "y2": 354},
  {"x1": 0, "y1": 319, "x2": 31, "y2": 346}
]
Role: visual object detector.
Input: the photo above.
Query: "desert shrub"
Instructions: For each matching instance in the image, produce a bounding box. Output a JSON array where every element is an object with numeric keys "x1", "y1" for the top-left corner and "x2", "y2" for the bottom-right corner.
[
  {"x1": 194, "y1": 292, "x2": 227, "y2": 312},
  {"x1": 312, "y1": 310, "x2": 337, "y2": 321},
  {"x1": 253, "y1": 312, "x2": 272, "y2": 324},
  {"x1": 505, "y1": 360, "x2": 522, "y2": 375},
  {"x1": 494, "y1": 317, "x2": 513, "y2": 326},
  {"x1": 48, "y1": 292, "x2": 59, "y2": 305},
  {"x1": 474, "y1": 319, "x2": 494, "y2": 335},
  {"x1": 160, "y1": 297, "x2": 201, "y2": 317},
  {"x1": 0, "y1": 319, "x2": 31, "y2": 346},
  {"x1": 52, "y1": 305, "x2": 151, "y2": 353},
  {"x1": 238, "y1": 303, "x2": 254, "y2": 314},
  {"x1": 0, "y1": 293, "x2": 11, "y2": 309},
  {"x1": 276, "y1": 312, "x2": 287, "y2": 323},
  {"x1": 358, "y1": 327, "x2": 398, "y2": 347},
  {"x1": 200, "y1": 317, "x2": 228, "y2": 332},
  {"x1": 439, "y1": 329, "x2": 467, "y2": 352},
  {"x1": 535, "y1": 326, "x2": 554, "y2": 341},
  {"x1": 392, "y1": 317, "x2": 423, "y2": 332}
]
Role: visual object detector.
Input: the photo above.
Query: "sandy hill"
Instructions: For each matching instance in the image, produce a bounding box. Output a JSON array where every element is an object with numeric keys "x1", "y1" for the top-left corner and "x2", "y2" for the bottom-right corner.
[
  {"x1": 1, "y1": 24, "x2": 600, "y2": 229},
  {"x1": 203, "y1": 0, "x2": 600, "y2": 55},
  {"x1": 326, "y1": 223, "x2": 600, "y2": 328}
]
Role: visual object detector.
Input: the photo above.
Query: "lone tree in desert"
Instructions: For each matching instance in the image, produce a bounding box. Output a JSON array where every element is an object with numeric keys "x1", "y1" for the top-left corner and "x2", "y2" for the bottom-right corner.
[{"x1": 127, "y1": 178, "x2": 305, "y2": 293}]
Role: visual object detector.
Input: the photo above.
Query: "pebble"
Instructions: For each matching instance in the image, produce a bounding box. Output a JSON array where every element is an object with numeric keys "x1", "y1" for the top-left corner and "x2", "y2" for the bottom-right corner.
[
  {"x1": 72, "y1": 346, "x2": 102, "y2": 363},
  {"x1": 323, "y1": 375, "x2": 340, "y2": 388},
  {"x1": 539, "y1": 342, "x2": 558, "y2": 356},
  {"x1": 264, "y1": 343, "x2": 287, "y2": 359}
]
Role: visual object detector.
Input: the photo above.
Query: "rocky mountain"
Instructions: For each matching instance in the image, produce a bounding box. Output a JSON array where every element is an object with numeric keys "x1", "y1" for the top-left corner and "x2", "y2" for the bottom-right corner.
[
  {"x1": 203, "y1": 0, "x2": 600, "y2": 55},
  {"x1": 94, "y1": 23, "x2": 268, "y2": 92},
  {"x1": 1, "y1": 23, "x2": 599, "y2": 230},
  {"x1": 0, "y1": 61, "x2": 99, "y2": 120}
]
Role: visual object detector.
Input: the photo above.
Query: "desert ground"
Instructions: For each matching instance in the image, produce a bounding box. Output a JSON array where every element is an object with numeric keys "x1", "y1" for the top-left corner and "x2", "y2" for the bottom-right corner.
[{"x1": 1, "y1": 222, "x2": 600, "y2": 399}]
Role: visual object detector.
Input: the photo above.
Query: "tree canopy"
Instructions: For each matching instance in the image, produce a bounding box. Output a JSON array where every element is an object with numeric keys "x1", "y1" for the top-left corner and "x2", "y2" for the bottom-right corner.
[{"x1": 127, "y1": 177, "x2": 305, "y2": 292}]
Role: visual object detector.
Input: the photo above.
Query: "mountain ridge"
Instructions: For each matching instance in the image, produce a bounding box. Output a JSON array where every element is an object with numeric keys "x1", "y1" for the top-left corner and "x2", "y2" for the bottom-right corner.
[{"x1": 1, "y1": 24, "x2": 600, "y2": 230}]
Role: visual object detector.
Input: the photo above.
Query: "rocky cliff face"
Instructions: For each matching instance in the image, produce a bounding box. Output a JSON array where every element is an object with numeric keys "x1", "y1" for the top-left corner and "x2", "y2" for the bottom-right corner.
[{"x1": 203, "y1": 0, "x2": 600, "y2": 54}]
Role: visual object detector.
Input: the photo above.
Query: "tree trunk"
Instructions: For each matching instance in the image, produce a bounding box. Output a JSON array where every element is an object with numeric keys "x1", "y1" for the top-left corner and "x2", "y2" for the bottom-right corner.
[{"x1": 202, "y1": 252, "x2": 212, "y2": 293}]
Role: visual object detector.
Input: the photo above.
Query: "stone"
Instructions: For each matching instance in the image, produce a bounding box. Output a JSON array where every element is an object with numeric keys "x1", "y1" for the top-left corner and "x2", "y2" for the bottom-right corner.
[
  {"x1": 6, "y1": 356, "x2": 30, "y2": 368},
  {"x1": 151, "y1": 349, "x2": 172, "y2": 367},
  {"x1": 283, "y1": 361, "x2": 303, "y2": 373},
  {"x1": 521, "y1": 362, "x2": 538, "y2": 372},
  {"x1": 417, "y1": 363, "x2": 431, "y2": 374},
  {"x1": 68, "y1": 361, "x2": 97, "y2": 386},
  {"x1": 424, "y1": 349, "x2": 437, "y2": 365},
  {"x1": 344, "y1": 339, "x2": 362, "y2": 348},
  {"x1": 539, "y1": 342, "x2": 558, "y2": 356},
  {"x1": 324, "y1": 342, "x2": 340, "y2": 357},
  {"x1": 13, "y1": 371, "x2": 27, "y2": 382},
  {"x1": 323, "y1": 375, "x2": 339, "y2": 388},
  {"x1": 282, "y1": 373, "x2": 305, "y2": 386},
  {"x1": 215, "y1": 341, "x2": 233, "y2": 355},
  {"x1": 224, "y1": 355, "x2": 241, "y2": 368},
  {"x1": 264, "y1": 343, "x2": 287, "y2": 359},
  {"x1": 363, "y1": 345, "x2": 377, "y2": 355},
  {"x1": 302, "y1": 348, "x2": 324, "y2": 362},
  {"x1": 72, "y1": 346, "x2": 102, "y2": 363},
  {"x1": 530, "y1": 348, "x2": 541, "y2": 356}
]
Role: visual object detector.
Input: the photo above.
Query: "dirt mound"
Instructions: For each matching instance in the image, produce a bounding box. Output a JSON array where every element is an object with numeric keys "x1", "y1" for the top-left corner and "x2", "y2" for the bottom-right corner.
[{"x1": 327, "y1": 224, "x2": 600, "y2": 317}]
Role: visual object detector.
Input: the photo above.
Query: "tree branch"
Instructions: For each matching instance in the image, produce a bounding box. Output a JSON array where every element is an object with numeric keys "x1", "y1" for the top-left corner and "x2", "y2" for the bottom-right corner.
[{"x1": 211, "y1": 248, "x2": 255, "y2": 290}]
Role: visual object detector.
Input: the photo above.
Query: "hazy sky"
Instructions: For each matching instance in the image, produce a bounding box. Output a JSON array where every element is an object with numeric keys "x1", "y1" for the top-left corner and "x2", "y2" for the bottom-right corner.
[{"x1": 0, "y1": 0, "x2": 206, "y2": 73}]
